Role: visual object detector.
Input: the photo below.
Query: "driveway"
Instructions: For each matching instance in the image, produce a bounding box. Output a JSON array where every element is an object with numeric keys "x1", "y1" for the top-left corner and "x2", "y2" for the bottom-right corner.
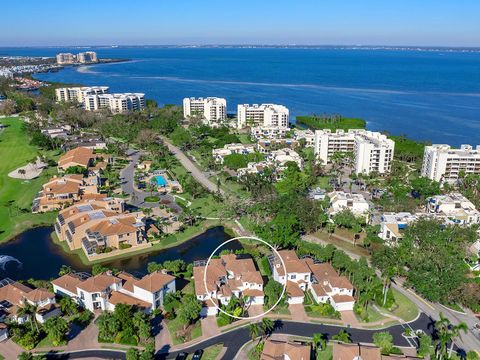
[
  {"x1": 119, "y1": 149, "x2": 182, "y2": 213},
  {"x1": 201, "y1": 315, "x2": 220, "y2": 338},
  {"x1": 288, "y1": 304, "x2": 308, "y2": 322}
]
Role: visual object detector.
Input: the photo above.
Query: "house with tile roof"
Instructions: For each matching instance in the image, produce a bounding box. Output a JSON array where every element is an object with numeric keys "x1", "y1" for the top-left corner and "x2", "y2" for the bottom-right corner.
[
  {"x1": 378, "y1": 212, "x2": 418, "y2": 245},
  {"x1": 51, "y1": 271, "x2": 175, "y2": 313},
  {"x1": 193, "y1": 254, "x2": 264, "y2": 317},
  {"x1": 57, "y1": 146, "x2": 110, "y2": 172},
  {"x1": 332, "y1": 343, "x2": 420, "y2": 360},
  {"x1": 54, "y1": 199, "x2": 144, "y2": 257},
  {"x1": 270, "y1": 250, "x2": 355, "y2": 311},
  {"x1": 32, "y1": 174, "x2": 101, "y2": 213},
  {"x1": 261, "y1": 339, "x2": 311, "y2": 360},
  {"x1": 272, "y1": 250, "x2": 311, "y2": 304},
  {"x1": 0, "y1": 278, "x2": 61, "y2": 327}
]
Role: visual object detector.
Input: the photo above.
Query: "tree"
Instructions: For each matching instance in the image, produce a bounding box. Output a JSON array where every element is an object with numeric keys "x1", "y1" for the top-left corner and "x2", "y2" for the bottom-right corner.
[
  {"x1": 466, "y1": 351, "x2": 479, "y2": 360},
  {"x1": 249, "y1": 323, "x2": 259, "y2": 341},
  {"x1": 263, "y1": 280, "x2": 284, "y2": 308},
  {"x1": 373, "y1": 331, "x2": 394, "y2": 354},
  {"x1": 126, "y1": 348, "x2": 140, "y2": 360},
  {"x1": 58, "y1": 265, "x2": 73, "y2": 276},
  {"x1": 434, "y1": 313, "x2": 467, "y2": 360},
  {"x1": 17, "y1": 302, "x2": 39, "y2": 333},
  {"x1": 92, "y1": 264, "x2": 110, "y2": 276},
  {"x1": 176, "y1": 294, "x2": 201, "y2": 330},
  {"x1": 332, "y1": 329, "x2": 351, "y2": 343},
  {"x1": 43, "y1": 316, "x2": 69, "y2": 346},
  {"x1": 133, "y1": 311, "x2": 152, "y2": 341},
  {"x1": 59, "y1": 296, "x2": 78, "y2": 316},
  {"x1": 417, "y1": 333, "x2": 433, "y2": 358},
  {"x1": 18, "y1": 353, "x2": 34, "y2": 360},
  {"x1": 312, "y1": 333, "x2": 326, "y2": 351},
  {"x1": 261, "y1": 318, "x2": 274, "y2": 338},
  {"x1": 97, "y1": 312, "x2": 120, "y2": 342}
]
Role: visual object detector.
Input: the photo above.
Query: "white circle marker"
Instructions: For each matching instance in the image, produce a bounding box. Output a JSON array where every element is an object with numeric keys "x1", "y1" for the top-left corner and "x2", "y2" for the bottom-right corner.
[{"x1": 203, "y1": 236, "x2": 287, "y2": 320}]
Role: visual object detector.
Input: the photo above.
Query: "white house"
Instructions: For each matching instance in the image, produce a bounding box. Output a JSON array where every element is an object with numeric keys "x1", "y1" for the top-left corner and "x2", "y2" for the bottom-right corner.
[
  {"x1": 193, "y1": 254, "x2": 264, "y2": 317},
  {"x1": 328, "y1": 191, "x2": 370, "y2": 221},
  {"x1": 212, "y1": 143, "x2": 256, "y2": 164},
  {"x1": 378, "y1": 212, "x2": 418, "y2": 245},
  {"x1": 52, "y1": 271, "x2": 176, "y2": 313},
  {"x1": 426, "y1": 193, "x2": 480, "y2": 226},
  {"x1": 250, "y1": 126, "x2": 290, "y2": 140},
  {"x1": 271, "y1": 250, "x2": 311, "y2": 304}
]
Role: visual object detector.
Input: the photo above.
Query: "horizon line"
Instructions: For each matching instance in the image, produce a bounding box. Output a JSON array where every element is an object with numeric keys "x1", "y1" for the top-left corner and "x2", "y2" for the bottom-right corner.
[{"x1": 1, "y1": 44, "x2": 480, "y2": 50}]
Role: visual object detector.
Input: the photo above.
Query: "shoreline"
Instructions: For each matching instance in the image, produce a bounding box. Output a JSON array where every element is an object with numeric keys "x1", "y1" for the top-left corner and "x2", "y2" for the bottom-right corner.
[{"x1": 46, "y1": 219, "x2": 237, "y2": 266}]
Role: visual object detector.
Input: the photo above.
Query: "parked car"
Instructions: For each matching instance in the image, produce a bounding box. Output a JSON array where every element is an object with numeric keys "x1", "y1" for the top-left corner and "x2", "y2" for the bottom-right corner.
[
  {"x1": 192, "y1": 349, "x2": 204, "y2": 359},
  {"x1": 176, "y1": 352, "x2": 188, "y2": 360}
]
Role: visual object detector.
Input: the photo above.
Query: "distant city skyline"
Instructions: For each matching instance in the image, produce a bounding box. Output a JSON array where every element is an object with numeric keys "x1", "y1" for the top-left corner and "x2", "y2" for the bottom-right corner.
[{"x1": 3, "y1": 0, "x2": 480, "y2": 47}]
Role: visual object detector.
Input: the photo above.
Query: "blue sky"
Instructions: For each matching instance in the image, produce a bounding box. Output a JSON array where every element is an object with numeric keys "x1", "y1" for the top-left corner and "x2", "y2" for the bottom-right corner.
[{"x1": 3, "y1": 0, "x2": 480, "y2": 46}]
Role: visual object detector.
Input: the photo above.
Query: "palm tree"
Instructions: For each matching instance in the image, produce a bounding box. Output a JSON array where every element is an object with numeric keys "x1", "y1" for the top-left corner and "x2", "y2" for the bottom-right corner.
[
  {"x1": 312, "y1": 333, "x2": 326, "y2": 351},
  {"x1": 17, "y1": 302, "x2": 39, "y2": 333},
  {"x1": 261, "y1": 318, "x2": 274, "y2": 338},
  {"x1": 249, "y1": 323, "x2": 259, "y2": 342},
  {"x1": 448, "y1": 321, "x2": 468, "y2": 358},
  {"x1": 59, "y1": 296, "x2": 78, "y2": 316},
  {"x1": 332, "y1": 329, "x2": 351, "y2": 343},
  {"x1": 434, "y1": 313, "x2": 467, "y2": 360}
]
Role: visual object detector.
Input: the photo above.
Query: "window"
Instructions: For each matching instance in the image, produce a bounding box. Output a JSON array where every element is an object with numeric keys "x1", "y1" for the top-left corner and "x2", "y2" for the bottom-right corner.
[
  {"x1": 290, "y1": 274, "x2": 296, "y2": 280},
  {"x1": 80, "y1": 292, "x2": 85, "y2": 300}
]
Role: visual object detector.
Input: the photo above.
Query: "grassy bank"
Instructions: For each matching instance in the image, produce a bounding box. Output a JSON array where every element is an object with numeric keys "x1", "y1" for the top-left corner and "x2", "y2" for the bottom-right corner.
[{"x1": 0, "y1": 117, "x2": 59, "y2": 243}]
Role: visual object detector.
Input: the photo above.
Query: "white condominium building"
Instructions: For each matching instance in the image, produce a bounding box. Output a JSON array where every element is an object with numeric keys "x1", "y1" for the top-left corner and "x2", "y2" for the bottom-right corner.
[
  {"x1": 183, "y1": 97, "x2": 227, "y2": 126},
  {"x1": 55, "y1": 86, "x2": 109, "y2": 103},
  {"x1": 293, "y1": 129, "x2": 315, "y2": 147},
  {"x1": 421, "y1": 144, "x2": 480, "y2": 183},
  {"x1": 77, "y1": 51, "x2": 98, "y2": 63},
  {"x1": 314, "y1": 129, "x2": 394, "y2": 175},
  {"x1": 237, "y1": 104, "x2": 289, "y2": 129},
  {"x1": 56, "y1": 53, "x2": 76, "y2": 64},
  {"x1": 84, "y1": 93, "x2": 145, "y2": 113},
  {"x1": 56, "y1": 52, "x2": 98, "y2": 64}
]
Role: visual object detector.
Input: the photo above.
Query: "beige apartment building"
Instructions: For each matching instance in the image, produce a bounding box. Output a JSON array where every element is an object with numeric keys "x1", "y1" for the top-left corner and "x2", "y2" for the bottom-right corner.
[
  {"x1": 237, "y1": 104, "x2": 289, "y2": 129},
  {"x1": 54, "y1": 198, "x2": 142, "y2": 256},
  {"x1": 183, "y1": 97, "x2": 227, "y2": 126},
  {"x1": 83, "y1": 93, "x2": 145, "y2": 113},
  {"x1": 32, "y1": 174, "x2": 99, "y2": 213},
  {"x1": 55, "y1": 86, "x2": 109, "y2": 103},
  {"x1": 314, "y1": 129, "x2": 394, "y2": 175}
]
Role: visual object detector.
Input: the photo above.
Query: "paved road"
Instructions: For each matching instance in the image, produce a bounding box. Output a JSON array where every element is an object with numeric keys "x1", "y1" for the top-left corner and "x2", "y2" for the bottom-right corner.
[
  {"x1": 119, "y1": 149, "x2": 182, "y2": 213},
  {"x1": 45, "y1": 314, "x2": 434, "y2": 359},
  {"x1": 161, "y1": 137, "x2": 225, "y2": 196},
  {"x1": 303, "y1": 233, "x2": 480, "y2": 353}
]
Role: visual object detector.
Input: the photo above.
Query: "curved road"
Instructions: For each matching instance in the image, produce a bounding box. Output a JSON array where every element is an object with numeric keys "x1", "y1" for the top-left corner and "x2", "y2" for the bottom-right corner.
[
  {"x1": 120, "y1": 149, "x2": 182, "y2": 213},
  {"x1": 45, "y1": 313, "x2": 435, "y2": 360}
]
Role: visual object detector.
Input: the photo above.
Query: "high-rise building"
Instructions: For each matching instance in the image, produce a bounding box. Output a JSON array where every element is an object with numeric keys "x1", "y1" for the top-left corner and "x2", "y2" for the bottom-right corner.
[
  {"x1": 314, "y1": 129, "x2": 394, "y2": 174},
  {"x1": 236, "y1": 104, "x2": 289, "y2": 129},
  {"x1": 421, "y1": 144, "x2": 480, "y2": 183},
  {"x1": 56, "y1": 53, "x2": 76, "y2": 65},
  {"x1": 183, "y1": 97, "x2": 227, "y2": 126},
  {"x1": 84, "y1": 93, "x2": 145, "y2": 113},
  {"x1": 77, "y1": 51, "x2": 98, "y2": 63},
  {"x1": 55, "y1": 86, "x2": 109, "y2": 103}
]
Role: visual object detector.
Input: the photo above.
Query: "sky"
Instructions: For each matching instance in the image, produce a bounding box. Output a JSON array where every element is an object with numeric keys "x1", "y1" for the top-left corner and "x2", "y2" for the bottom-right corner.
[{"x1": 2, "y1": 0, "x2": 480, "y2": 47}]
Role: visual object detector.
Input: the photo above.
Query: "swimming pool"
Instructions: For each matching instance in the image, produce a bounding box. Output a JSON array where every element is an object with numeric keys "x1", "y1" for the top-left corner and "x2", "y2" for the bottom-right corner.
[{"x1": 152, "y1": 175, "x2": 168, "y2": 187}]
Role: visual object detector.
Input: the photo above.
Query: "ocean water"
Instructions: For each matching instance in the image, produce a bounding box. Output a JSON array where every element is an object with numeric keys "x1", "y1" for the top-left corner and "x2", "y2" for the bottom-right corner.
[{"x1": 2, "y1": 46, "x2": 480, "y2": 145}]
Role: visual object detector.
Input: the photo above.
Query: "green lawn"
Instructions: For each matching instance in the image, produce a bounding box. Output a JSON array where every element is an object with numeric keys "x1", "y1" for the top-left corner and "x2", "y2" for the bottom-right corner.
[
  {"x1": 187, "y1": 343, "x2": 223, "y2": 360},
  {"x1": 378, "y1": 288, "x2": 419, "y2": 322},
  {"x1": 0, "y1": 117, "x2": 60, "y2": 242},
  {"x1": 316, "y1": 344, "x2": 333, "y2": 360},
  {"x1": 166, "y1": 316, "x2": 202, "y2": 345}
]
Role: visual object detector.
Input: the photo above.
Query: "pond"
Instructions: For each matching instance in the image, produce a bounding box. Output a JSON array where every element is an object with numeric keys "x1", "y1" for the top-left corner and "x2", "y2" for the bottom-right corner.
[{"x1": 0, "y1": 226, "x2": 239, "y2": 280}]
